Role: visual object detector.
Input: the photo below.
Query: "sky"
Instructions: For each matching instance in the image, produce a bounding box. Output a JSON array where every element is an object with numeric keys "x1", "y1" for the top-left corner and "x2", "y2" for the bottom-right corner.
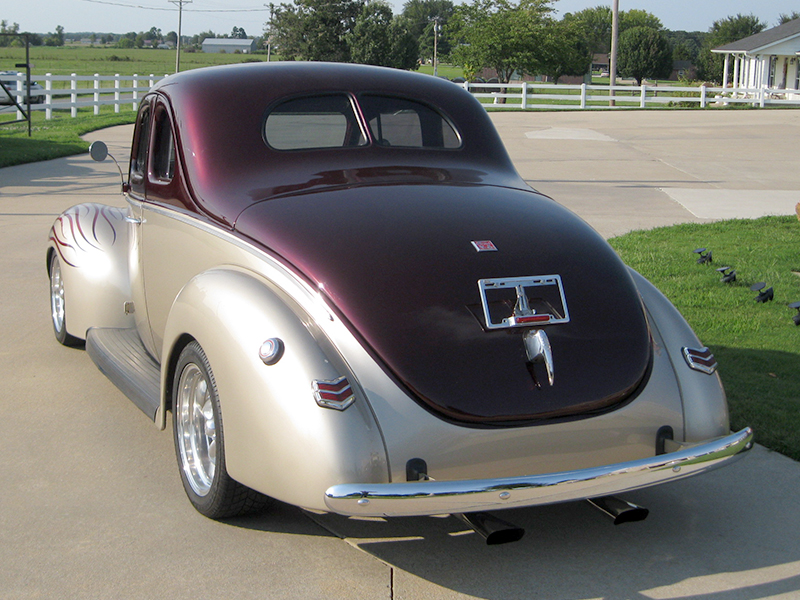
[{"x1": 2, "y1": 0, "x2": 798, "y2": 38}]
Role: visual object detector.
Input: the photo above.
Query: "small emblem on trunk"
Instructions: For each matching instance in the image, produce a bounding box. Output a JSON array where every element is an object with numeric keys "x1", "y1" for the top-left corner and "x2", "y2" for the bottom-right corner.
[{"x1": 471, "y1": 240, "x2": 498, "y2": 252}]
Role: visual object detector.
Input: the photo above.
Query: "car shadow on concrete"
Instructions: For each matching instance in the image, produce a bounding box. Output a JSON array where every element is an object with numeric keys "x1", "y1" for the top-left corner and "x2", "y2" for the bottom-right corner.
[{"x1": 294, "y1": 447, "x2": 799, "y2": 599}]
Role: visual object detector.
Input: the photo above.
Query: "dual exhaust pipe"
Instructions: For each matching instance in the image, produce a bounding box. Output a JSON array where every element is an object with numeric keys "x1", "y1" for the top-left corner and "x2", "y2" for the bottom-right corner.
[{"x1": 456, "y1": 496, "x2": 648, "y2": 545}]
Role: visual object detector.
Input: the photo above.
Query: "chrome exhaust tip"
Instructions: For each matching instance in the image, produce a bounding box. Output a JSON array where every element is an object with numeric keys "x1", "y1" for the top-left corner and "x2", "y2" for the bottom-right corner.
[
  {"x1": 587, "y1": 496, "x2": 649, "y2": 525},
  {"x1": 456, "y1": 511, "x2": 525, "y2": 545}
]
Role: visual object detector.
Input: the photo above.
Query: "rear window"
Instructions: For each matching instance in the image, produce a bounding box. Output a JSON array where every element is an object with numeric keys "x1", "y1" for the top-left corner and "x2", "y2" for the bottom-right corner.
[
  {"x1": 359, "y1": 95, "x2": 461, "y2": 149},
  {"x1": 264, "y1": 93, "x2": 461, "y2": 151},
  {"x1": 265, "y1": 94, "x2": 367, "y2": 150}
]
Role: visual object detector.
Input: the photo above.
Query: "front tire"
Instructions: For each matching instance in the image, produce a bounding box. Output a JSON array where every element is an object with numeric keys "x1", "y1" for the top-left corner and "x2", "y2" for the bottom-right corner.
[
  {"x1": 172, "y1": 341, "x2": 271, "y2": 519},
  {"x1": 49, "y1": 252, "x2": 83, "y2": 347}
]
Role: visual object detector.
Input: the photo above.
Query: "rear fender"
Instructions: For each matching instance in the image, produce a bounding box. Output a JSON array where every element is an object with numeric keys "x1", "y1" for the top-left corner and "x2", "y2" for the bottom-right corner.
[
  {"x1": 630, "y1": 269, "x2": 730, "y2": 442},
  {"x1": 161, "y1": 267, "x2": 389, "y2": 511},
  {"x1": 47, "y1": 203, "x2": 134, "y2": 338}
]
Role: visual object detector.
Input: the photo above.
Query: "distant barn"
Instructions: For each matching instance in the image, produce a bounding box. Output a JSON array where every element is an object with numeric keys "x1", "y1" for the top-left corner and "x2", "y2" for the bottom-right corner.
[{"x1": 202, "y1": 38, "x2": 257, "y2": 54}]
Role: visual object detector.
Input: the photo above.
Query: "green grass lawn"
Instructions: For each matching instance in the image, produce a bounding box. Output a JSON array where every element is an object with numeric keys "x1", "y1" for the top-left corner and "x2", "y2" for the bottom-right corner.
[
  {"x1": 0, "y1": 45, "x2": 265, "y2": 78},
  {"x1": 0, "y1": 108, "x2": 136, "y2": 167},
  {"x1": 610, "y1": 217, "x2": 800, "y2": 461}
]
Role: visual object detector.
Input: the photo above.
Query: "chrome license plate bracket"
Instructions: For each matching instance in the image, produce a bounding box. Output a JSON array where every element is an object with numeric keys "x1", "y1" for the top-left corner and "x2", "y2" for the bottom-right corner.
[{"x1": 478, "y1": 275, "x2": 570, "y2": 330}]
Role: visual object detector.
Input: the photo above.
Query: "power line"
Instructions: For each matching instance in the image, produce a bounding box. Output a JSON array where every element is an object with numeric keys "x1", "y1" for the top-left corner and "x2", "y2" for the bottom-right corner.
[{"x1": 80, "y1": 0, "x2": 267, "y2": 13}]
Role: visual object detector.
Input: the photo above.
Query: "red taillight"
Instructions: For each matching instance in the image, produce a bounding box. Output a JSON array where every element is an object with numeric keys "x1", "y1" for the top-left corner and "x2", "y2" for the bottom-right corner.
[{"x1": 313, "y1": 377, "x2": 355, "y2": 411}]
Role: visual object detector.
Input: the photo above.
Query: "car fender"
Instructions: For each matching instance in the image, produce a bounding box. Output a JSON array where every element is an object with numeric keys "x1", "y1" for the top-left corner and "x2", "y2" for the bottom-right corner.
[
  {"x1": 630, "y1": 269, "x2": 730, "y2": 443},
  {"x1": 47, "y1": 203, "x2": 134, "y2": 339},
  {"x1": 160, "y1": 267, "x2": 389, "y2": 511}
]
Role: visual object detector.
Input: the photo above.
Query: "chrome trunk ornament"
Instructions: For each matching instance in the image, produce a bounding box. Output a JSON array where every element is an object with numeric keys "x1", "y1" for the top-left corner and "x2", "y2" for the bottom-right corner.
[{"x1": 524, "y1": 329, "x2": 554, "y2": 386}]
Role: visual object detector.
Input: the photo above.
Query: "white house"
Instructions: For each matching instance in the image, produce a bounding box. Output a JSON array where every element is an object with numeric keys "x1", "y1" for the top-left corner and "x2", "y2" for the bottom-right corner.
[
  {"x1": 712, "y1": 18, "x2": 800, "y2": 99},
  {"x1": 202, "y1": 38, "x2": 257, "y2": 54}
]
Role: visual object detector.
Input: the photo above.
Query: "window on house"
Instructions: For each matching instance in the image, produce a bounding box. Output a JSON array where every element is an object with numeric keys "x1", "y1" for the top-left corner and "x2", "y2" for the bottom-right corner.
[{"x1": 795, "y1": 60, "x2": 800, "y2": 90}]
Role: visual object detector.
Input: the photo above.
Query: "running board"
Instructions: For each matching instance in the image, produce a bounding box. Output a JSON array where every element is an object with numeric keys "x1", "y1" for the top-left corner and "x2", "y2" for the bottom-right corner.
[{"x1": 86, "y1": 328, "x2": 161, "y2": 421}]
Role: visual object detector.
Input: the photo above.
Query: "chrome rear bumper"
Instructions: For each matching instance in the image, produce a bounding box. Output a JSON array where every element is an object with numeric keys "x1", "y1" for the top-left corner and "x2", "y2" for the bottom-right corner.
[{"x1": 324, "y1": 428, "x2": 753, "y2": 517}]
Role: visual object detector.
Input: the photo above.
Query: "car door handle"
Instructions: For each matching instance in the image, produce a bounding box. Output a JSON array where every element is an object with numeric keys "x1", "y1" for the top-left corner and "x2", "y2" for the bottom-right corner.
[{"x1": 125, "y1": 216, "x2": 143, "y2": 225}]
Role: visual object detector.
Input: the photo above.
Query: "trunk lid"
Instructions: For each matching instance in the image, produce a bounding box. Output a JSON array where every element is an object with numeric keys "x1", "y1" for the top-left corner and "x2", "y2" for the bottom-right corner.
[{"x1": 235, "y1": 183, "x2": 651, "y2": 425}]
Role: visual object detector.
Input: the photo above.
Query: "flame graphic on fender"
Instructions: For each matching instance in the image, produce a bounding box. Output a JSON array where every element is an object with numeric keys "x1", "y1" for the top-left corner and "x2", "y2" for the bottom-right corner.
[{"x1": 49, "y1": 204, "x2": 126, "y2": 267}]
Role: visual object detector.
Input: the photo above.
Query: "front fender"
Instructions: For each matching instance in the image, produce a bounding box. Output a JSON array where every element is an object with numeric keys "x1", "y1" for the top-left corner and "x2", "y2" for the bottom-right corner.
[
  {"x1": 161, "y1": 267, "x2": 389, "y2": 511},
  {"x1": 47, "y1": 203, "x2": 133, "y2": 338}
]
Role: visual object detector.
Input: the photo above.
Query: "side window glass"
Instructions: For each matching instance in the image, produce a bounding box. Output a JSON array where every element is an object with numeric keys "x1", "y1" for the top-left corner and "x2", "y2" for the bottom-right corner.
[
  {"x1": 130, "y1": 103, "x2": 151, "y2": 183},
  {"x1": 151, "y1": 107, "x2": 176, "y2": 181}
]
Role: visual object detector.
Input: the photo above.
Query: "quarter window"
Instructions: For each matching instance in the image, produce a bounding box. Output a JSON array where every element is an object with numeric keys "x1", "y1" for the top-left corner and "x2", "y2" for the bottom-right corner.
[
  {"x1": 131, "y1": 104, "x2": 151, "y2": 179},
  {"x1": 152, "y1": 107, "x2": 176, "y2": 181}
]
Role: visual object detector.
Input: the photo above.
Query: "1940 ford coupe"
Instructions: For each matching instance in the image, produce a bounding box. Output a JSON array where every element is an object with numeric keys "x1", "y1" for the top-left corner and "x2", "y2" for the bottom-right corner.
[{"x1": 47, "y1": 62, "x2": 752, "y2": 544}]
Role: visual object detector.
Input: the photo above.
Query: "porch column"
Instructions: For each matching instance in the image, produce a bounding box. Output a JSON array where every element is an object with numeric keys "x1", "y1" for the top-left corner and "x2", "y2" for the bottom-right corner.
[
  {"x1": 732, "y1": 55, "x2": 740, "y2": 92},
  {"x1": 722, "y1": 53, "x2": 730, "y2": 89}
]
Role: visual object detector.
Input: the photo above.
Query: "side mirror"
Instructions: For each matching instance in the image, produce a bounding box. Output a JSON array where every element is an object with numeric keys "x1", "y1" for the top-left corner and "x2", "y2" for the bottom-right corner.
[
  {"x1": 89, "y1": 140, "x2": 128, "y2": 193},
  {"x1": 89, "y1": 141, "x2": 109, "y2": 162}
]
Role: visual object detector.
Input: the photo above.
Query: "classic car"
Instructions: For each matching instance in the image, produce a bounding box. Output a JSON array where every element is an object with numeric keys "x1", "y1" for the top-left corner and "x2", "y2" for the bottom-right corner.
[
  {"x1": 1, "y1": 71, "x2": 45, "y2": 105},
  {"x1": 47, "y1": 62, "x2": 752, "y2": 544}
]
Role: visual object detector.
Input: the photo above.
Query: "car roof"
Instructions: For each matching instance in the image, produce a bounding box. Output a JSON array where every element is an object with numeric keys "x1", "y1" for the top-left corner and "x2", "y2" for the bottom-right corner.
[{"x1": 148, "y1": 62, "x2": 524, "y2": 226}]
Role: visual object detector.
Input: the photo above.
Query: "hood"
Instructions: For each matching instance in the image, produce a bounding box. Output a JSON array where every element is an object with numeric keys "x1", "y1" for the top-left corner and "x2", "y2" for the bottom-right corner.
[{"x1": 235, "y1": 183, "x2": 651, "y2": 425}]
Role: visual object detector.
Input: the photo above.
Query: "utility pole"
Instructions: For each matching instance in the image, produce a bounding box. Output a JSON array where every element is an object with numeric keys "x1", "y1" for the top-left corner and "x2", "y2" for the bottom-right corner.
[
  {"x1": 266, "y1": 3, "x2": 274, "y2": 62},
  {"x1": 169, "y1": 0, "x2": 192, "y2": 73},
  {"x1": 432, "y1": 17, "x2": 440, "y2": 78},
  {"x1": 609, "y1": 0, "x2": 619, "y2": 106}
]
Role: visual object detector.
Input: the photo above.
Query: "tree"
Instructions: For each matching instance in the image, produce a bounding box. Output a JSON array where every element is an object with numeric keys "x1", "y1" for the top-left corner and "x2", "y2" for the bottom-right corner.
[
  {"x1": 616, "y1": 26, "x2": 673, "y2": 85},
  {"x1": 0, "y1": 21, "x2": 20, "y2": 47},
  {"x1": 231, "y1": 26, "x2": 248, "y2": 39},
  {"x1": 348, "y1": 2, "x2": 418, "y2": 69},
  {"x1": 44, "y1": 25, "x2": 66, "y2": 47},
  {"x1": 448, "y1": 0, "x2": 554, "y2": 82},
  {"x1": 271, "y1": 0, "x2": 364, "y2": 62},
  {"x1": 191, "y1": 30, "x2": 217, "y2": 48},
  {"x1": 697, "y1": 14, "x2": 766, "y2": 82},
  {"x1": 539, "y1": 19, "x2": 592, "y2": 84},
  {"x1": 666, "y1": 30, "x2": 706, "y2": 64},
  {"x1": 620, "y1": 9, "x2": 662, "y2": 32},
  {"x1": 562, "y1": 6, "x2": 610, "y2": 53},
  {"x1": 778, "y1": 12, "x2": 800, "y2": 25},
  {"x1": 401, "y1": 0, "x2": 454, "y2": 63},
  {"x1": 562, "y1": 6, "x2": 661, "y2": 55}
]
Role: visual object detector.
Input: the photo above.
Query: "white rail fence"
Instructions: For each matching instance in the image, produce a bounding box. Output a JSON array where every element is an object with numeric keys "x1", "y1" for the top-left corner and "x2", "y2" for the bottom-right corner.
[
  {"x1": 462, "y1": 81, "x2": 800, "y2": 109},
  {"x1": 4, "y1": 73, "x2": 800, "y2": 121},
  {"x1": 3, "y1": 73, "x2": 167, "y2": 120}
]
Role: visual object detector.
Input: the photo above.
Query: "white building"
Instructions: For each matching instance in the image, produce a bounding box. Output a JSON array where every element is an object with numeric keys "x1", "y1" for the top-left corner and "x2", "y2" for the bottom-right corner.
[
  {"x1": 712, "y1": 19, "x2": 800, "y2": 99},
  {"x1": 202, "y1": 38, "x2": 257, "y2": 54}
]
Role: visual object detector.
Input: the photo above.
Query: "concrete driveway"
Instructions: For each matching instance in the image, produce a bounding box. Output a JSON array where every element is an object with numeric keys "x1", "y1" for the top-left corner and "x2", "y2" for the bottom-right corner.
[{"x1": 1, "y1": 111, "x2": 799, "y2": 599}]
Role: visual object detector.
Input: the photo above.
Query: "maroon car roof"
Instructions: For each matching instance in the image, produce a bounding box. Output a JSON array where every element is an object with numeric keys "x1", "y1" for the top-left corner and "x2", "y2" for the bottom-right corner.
[{"x1": 151, "y1": 62, "x2": 526, "y2": 226}]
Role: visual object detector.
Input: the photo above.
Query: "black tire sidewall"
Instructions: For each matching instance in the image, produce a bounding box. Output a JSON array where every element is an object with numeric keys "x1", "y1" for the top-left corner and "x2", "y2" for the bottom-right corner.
[
  {"x1": 49, "y1": 252, "x2": 83, "y2": 347},
  {"x1": 172, "y1": 341, "x2": 228, "y2": 516}
]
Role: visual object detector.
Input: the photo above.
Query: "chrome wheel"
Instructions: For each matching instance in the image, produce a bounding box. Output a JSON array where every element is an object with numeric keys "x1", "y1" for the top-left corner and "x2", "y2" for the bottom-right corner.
[
  {"x1": 172, "y1": 341, "x2": 271, "y2": 518},
  {"x1": 176, "y1": 361, "x2": 217, "y2": 497},
  {"x1": 50, "y1": 253, "x2": 66, "y2": 336},
  {"x1": 49, "y1": 252, "x2": 81, "y2": 346}
]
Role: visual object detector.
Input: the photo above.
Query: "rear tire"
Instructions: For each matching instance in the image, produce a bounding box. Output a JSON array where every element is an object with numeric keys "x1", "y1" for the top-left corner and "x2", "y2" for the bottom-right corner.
[
  {"x1": 172, "y1": 341, "x2": 271, "y2": 518},
  {"x1": 49, "y1": 252, "x2": 84, "y2": 347}
]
